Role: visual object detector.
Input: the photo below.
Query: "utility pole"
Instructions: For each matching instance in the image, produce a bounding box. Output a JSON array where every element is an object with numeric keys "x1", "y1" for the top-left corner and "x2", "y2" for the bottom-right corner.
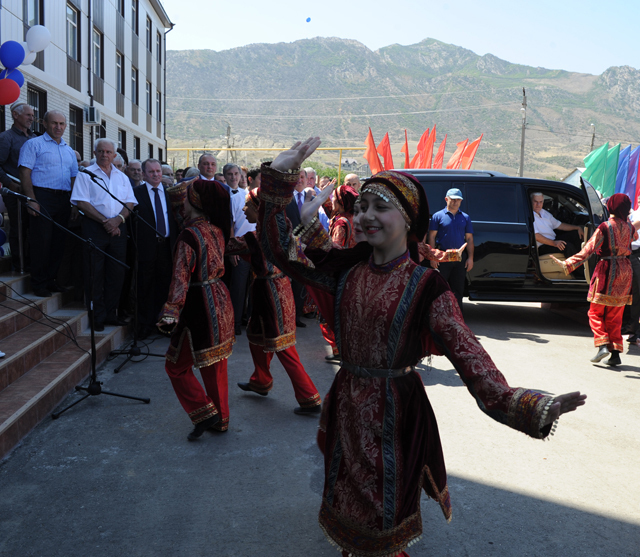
[
  {"x1": 589, "y1": 123, "x2": 596, "y2": 152},
  {"x1": 226, "y1": 124, "x2": 231, "y2": 163},
  {"x1": 518, "y1": 88, "x2": 527, "y2": 177}
]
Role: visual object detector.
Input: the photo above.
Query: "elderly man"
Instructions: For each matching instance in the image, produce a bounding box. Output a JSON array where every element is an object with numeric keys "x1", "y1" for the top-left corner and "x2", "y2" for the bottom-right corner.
[
  {"x1": 304, "y1": 167, "x2": 317, "y2": 190},
  {"x1": 126, "y1": 159, "x2": 144, "y2": 188},
  {"x1": 343, "y1": 173, "x2": 361, "y2": 191},
  {"x1": 428, "y1": 187, "x2": 474, "y2": 311},
  {"x1": 161, "y1": 164, "x2": 174, "y2": 184},
  {"x1": 71, "y1": 138, "x2": 137, "y2": 330},
  {"x1": 0, "y1": 102, "x2": 36, "y2": 271},
  {"x1": 113, "y1": 154, "x2": 126, "y2": 171},
  {"x1": 133, "y1": 159, "x2": 177, "y2": 338},
  {"x1": 18, "y1": 110, "x2": 78, "y2": 297},
  {"x1": 531, "y1": 192, "x2": 584, "y2": 259}
]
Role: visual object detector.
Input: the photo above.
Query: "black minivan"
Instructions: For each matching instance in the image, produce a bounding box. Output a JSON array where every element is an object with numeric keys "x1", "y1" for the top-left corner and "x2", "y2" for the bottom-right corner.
[{"x1": 405, "y1": 170, "x2": 607, "y2": 303}]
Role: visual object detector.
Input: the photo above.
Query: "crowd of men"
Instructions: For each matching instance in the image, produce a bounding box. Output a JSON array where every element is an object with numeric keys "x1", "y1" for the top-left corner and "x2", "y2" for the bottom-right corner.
[{"x1": 0, "y1": 103, "x2": 347, "y2": 338}]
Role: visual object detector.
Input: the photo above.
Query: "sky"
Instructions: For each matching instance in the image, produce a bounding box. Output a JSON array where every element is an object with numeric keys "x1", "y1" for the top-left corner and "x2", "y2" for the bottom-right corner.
[{"x1": 160, "y1": 0, "x2": 639, "y2": 76}]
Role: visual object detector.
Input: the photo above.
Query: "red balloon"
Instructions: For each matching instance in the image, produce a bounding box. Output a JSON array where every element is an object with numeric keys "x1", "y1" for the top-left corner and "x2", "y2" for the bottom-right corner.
[{"x1": 0, "y1": 79, "x2": 20, "y2": 105}]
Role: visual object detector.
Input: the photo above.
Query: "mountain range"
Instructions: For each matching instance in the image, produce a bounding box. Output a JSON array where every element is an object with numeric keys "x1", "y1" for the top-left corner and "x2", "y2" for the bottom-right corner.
[{"x1": 165, "y1": 37, "x2": 640, "y2": 179}]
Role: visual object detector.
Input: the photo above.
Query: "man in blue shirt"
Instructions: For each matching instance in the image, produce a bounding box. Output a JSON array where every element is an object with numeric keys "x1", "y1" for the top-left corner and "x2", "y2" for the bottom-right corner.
[
  {"x1": 427, "y1": 187, "x2": 474, "y2": 311},
  {"x1": 18, "y1": 110, "x2": 78, "y2": 297}
]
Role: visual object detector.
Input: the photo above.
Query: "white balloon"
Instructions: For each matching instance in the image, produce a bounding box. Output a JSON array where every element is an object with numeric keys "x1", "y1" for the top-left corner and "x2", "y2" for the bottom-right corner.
[
  {"x1": 26, "y1": 25, "x2": 51, "y2": 53},
  {"x1": 22, "y1": 51, "x2": 37, "y2": 66}
]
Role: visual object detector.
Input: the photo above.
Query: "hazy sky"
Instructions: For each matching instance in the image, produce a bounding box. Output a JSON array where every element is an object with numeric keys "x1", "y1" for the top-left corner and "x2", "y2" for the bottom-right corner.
[{"x1": 160, "y1": 0, "x2": 638, "y2": 75}]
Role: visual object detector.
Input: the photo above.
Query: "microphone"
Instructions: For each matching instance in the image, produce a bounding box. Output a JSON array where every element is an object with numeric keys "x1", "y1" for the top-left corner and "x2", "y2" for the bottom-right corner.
[
  {"x1": 78, "y1": 166, "x2": 102, "y2": 181},
  {"x1": 1, "y1": 189, "x2": 35, "y2": 203}
]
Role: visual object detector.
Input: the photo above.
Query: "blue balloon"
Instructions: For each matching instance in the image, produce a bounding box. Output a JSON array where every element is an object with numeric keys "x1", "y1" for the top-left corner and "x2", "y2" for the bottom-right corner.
[
  {"x1": 0, "y1": 41, "x2": 25, "y2": 70},
  {"x1": 0, "y1": 68, "x2": 24, "y2": 88},
  {"x1": 306, "y1": 17, "x2": 311, "y2": 22}
]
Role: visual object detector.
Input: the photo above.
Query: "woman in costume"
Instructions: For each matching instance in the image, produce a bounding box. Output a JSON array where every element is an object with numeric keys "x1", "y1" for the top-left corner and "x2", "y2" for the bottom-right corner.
[
  {"x1": 552, "y1": 192, "x2": 637, "y2": 366},
  {"x1": 227, "y1": 188, "x2": 322, "y2": 414},
  {"x1": 157, "y1": 179, "x2": 235, "y2": 440},
  {"x1": 258, "y1": 138, "x2": 586, "y2": 557},
  {"x1": 329, "y1": 184, "x2": 359, "y2": 248}
]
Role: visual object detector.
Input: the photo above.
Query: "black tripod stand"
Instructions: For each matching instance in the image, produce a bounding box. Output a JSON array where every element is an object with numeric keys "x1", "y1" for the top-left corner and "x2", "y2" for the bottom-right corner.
[{"x1": 1, "y1": 189, "x2": 151, "y2": 418}]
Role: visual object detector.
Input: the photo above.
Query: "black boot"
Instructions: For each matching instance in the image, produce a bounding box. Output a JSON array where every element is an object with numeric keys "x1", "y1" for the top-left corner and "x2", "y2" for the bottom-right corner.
[
  {"x1": 590, "y1": 346, "x2": 610, "y2": 363},
  {"x1": 187, "y1": 414, "x2": 221, "y2": 441},
  {"x1": 605, "y1": 350, "x2": 621, "y2": 366}
]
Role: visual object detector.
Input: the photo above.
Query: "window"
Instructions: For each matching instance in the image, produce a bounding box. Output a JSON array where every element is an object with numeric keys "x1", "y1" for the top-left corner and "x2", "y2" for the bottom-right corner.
[
  {"x1": 146, "y1": 16, "x2": 152, "y2": 51},
  {"x1": 146, "y1": 81, "x2": 151, "y2": 114},
  {"x1": 27, "y1": 84, "x2": 46, "y2": 135},
  {"x1": 92, "y1": 28, "x2": 103, "y2": 77},
  {"x1": 117, "y1": 0, "x2": 125, "y2": 16},
  {"x1": 131, "y1": 0, "x2": 139, "y2": 35},
  {"x1": 25, "y1": 0, "x2": 44, "y2": 27},
  {"x1": 99, "y1": 119, "x2": 106, "y2": 139},
  {"x1": 465, "y1": 183, "x2": 522, "y2": 223},
  {"x1": 131, "y1": 67, "x2": 138, "y2": 104},
  {"x1": 133, "y1": 136, "x2": 140, "y2": 160},
  {"x1": 156, "y1": 90, "x2": 161, "y2": 121},
  {"x1": 158, "y1": 147, "x2": 163, "y2": 162},
  {"x1": 156, "y1": 31, "x2": 162, "y2": 64},
  {"x1": 116, "y1": 51, "x2": 125, "y2": 94},
  {"x1": 66, "y1": 4, "x2": 79, "y2": 61},
  {"x1": 148, "y1": 143, "x2": 153, "y2": 159},
  {"x1": 118, "y1": 129, "x2": 126, "y2": 151},
  {"x1": 68, "y1": 105, "x2": 84, "y2": 159}
]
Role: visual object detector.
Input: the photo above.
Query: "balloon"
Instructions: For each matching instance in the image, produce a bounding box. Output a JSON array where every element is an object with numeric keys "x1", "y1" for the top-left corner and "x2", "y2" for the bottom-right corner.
[
  {"x1": 306, "y1": 17, "x2": 311, "y2": 22},
  {"x1": 0, "y1": 69, "x2": 24, "y2": 88},
  {"x1": 0, "y1": 79, "x2": 21, "y2": 105},
  {"x1": 0, "y1": 41, "x2": 25, "y2": 70},
  {"x1": 22, "y1": 51, "x2": 37, "y2": 66},
  {"x1": 26, "y1": 25, "x2": 51, "y2": 53}
]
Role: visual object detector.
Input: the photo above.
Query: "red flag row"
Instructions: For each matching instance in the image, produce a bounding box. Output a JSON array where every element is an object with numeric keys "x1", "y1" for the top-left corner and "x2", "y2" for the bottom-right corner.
[{"x1": 363, "y1": 128, "x2": 483, "y2": 172}]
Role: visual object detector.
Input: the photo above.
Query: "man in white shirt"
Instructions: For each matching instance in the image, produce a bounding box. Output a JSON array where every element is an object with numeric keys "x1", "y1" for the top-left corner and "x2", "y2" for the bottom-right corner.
[
  {"x1": 71, "y1": 138, "x2": 137, "y2": 331},
  {"x1": 532, "y1": 192, "x2": 584, "y2": 257}
]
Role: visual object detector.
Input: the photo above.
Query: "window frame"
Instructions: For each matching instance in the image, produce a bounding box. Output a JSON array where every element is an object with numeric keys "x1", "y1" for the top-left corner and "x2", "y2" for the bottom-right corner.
[
  {"x1": 66, "y1": 4, "x2": 80, "y2": 61},
  {"x1": 92, "y1": 27, "x2": 104, "y2": 78},
  {"x1": 116, "y1": 51, "x2": 125, "y2": 94}
]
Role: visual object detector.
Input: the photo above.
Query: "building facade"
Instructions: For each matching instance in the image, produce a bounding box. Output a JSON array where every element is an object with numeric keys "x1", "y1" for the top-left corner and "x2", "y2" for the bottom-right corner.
[{"x1": 0, "y1": 0, "x2": 172, "y2": 162}]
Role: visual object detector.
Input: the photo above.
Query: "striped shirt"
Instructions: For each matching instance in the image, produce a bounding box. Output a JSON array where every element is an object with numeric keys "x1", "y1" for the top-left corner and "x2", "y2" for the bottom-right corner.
[{"x1": 18, "y1": 132, "x2": 78, "y2": 191}]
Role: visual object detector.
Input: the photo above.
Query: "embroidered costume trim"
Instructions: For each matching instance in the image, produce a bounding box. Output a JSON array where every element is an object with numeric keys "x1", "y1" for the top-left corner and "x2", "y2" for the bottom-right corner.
[
  {"x1": 507, "y1": 388, "x2": 553, "y2": 439},
  {"x1": 298, "y1": 392, "x2": 322, "y2": 408},
  {"x1": 188, "y1": 402, "x2": 219, "y2": 424},
  {"x1": 166, "y1": 328, "x2": 234, "y2": 368},
  {"x1": 258, "y1": 162, "x2": 299, "y2": 205}
]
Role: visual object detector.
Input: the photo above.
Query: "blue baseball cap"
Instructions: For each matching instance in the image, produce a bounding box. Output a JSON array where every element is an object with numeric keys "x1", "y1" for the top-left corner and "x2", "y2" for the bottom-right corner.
[{"x1": 446, "y1": 188, "x2": 463, "y2": 200}]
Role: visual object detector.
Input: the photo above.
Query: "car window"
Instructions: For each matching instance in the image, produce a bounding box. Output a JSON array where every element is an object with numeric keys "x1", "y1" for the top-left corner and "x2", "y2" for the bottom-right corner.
[
  {"x1": 465, "y1": 183, "x2": 523, "y2": 223},
  {"x1": 414, "y1": 180, "x2": 453, "y2": 217}
]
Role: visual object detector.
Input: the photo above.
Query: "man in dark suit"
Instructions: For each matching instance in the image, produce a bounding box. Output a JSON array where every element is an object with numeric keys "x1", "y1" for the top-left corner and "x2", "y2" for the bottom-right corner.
[
  {"x1": 133, "y1": 158, "x2": 177, "y2": 338},
  {"x1": 286, "y1": 169, "x2": 308, "y2": 328}
]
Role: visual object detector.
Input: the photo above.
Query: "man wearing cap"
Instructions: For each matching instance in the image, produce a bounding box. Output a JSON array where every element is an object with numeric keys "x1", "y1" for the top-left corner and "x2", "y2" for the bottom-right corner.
[{"x1": 427, "y1": 187, "x2": 474, "y2": 311}]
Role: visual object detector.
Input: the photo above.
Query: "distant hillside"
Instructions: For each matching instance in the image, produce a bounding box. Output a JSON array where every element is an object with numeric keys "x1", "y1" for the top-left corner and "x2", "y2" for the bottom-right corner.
[{"x1": 165, "y1": 38, "x2": 640, "y2": 178}]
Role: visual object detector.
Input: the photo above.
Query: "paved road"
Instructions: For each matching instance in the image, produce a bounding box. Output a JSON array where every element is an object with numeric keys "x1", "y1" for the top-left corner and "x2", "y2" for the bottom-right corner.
[{"x1": 0, "y1": 301, "x2": 638, "y2": 557}]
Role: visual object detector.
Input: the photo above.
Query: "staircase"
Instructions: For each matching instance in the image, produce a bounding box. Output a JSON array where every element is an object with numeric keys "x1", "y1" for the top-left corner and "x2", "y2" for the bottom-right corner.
[{"x1": 0, "y1": 272, "x2": 127, "y2": 460}]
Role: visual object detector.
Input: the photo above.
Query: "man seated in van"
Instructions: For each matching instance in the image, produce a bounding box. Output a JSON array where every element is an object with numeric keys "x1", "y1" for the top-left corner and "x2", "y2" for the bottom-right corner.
[{"x1": 532, "y1": 192, "x2": 584, "y2": 259}]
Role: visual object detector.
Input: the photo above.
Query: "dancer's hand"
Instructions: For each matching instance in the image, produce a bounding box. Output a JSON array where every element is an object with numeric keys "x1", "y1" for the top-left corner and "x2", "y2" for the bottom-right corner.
[
  {"x1": 157, "y1": 316, "x2": 177, "y2": 334},
  {"x1": 550, "y1": 255, "x2": 565, "y2": 267},
  {"x1": 543, "y1": 391, "x2": 587, "y2": 426},
  {"x1": 301, "y1": 183, "x2": 333, "y2": 226},
  {"x1": 271, "y1": 137, "x2": 321, "y2": 173}
]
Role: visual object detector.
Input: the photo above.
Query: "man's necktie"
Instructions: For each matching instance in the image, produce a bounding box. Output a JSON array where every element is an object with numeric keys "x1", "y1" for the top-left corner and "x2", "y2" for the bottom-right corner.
[
  {"x1": 297, "y1": 191, "x2": 303, "y2": 214},
  {"x1": 153, "y1": 187, "x2": 167, "y2": 237}
]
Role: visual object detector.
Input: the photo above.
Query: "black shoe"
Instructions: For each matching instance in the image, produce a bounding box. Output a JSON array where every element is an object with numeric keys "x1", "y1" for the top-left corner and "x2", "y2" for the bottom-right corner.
[
  {"x1": 33, "y1": 288, "x2": 52, "y2": 297},
  {"x1": 627, "y1": 335, "x2": 638, "y2": 343},
  {"x1": 590, "y1": 346, "x2": 610, "y2": 363},
  {"x1": 296, "y1": 320, "x2": 307, "y2": 328},
  {"x1": 294, "y1": 405, "x2": 321, "y2": 415},
  {"x1": 325, "y1": 354, "x2": 340, "y2": 361},
  {"x1": 94, "y1": 323, "x2": 105, "y2": 332},
  {"x1": 303, "y1": 312, "x2": 316, "y2": 319},
  {"x1": 105, "y1": 318, "x2": 128, "y2": 326},
  {"x1": 49, "y1": 282, "x2": 72, "y2": 293},
  {"x1": 187, "y1": 414, "x2": 221, "y2": 441},
  {"x1": 605, "y1": 350, "x2": 621, "y2": 366},
  {"x1": 237, "y1": 382, "x2": 268, "y2": 396}
]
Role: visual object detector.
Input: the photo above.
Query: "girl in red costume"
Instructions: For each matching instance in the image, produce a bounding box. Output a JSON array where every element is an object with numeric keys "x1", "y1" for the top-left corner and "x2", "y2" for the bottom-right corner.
[
  {"x1": 258, "y1": 138, "x2": 587, "y2": 557},
  {"x1": 158, "y1": 179, "x2": 235, "y2": 441}
]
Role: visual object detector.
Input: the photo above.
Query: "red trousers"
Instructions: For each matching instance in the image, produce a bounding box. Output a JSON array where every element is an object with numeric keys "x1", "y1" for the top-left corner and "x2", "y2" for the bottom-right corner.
[
  {"x1": 320, "y1": 322, "x2": 339, "y2": 356},
  {"x1": 248, "y1": 342, "x2": 321, "y2": 408},
  {"x1": 588, "y1": 303, "x2": 625, "y2": 352},
  {"x1": 165, "y1": 338, "x2": 229, "y2": 431}
]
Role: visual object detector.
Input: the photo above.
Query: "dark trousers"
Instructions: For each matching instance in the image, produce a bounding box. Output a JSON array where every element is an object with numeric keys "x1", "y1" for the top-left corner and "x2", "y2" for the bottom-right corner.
[
  {"x1": 538, "y1": 229, "x2": 581, "y2": 258},
  {"x1": 622, "y1": 251, "x2": 640, "y2": 336},
  {"x1": 438, "y1": 256, "x2": 467, "y2": 311},
  {"x1": 290, "y1": 279, "x2": 306, "y2": 320},
  {"x1": 229, "y1": 257, "x2": 251, "y2": 327},
  {"x1": 29, "y1": 187, "x2": 71, "y2": 291},
  {"x1": 2, "y1": 190, "x2": 29, "y2": 270},
  {"x1": 136, "y1": 240, "x2": 173, "y2": 332},
  {"x1": 81, "y1": 218, "x2": 127, "y2": 326}
]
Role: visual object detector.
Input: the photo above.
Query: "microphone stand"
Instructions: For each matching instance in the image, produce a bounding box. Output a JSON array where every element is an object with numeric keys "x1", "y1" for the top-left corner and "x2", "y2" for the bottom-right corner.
[
  {"x1": 0, "y1": 189, "x2": 151, "y2": 418},
  {"x1": 77, "y1": 169, "x2": 166, "y2": 372}
]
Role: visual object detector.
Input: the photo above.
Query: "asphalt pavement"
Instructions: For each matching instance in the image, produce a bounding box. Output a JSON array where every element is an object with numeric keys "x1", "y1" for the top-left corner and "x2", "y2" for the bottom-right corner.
[{"x1": 0, "y1": 301, "x2": 638, "y2": 557}]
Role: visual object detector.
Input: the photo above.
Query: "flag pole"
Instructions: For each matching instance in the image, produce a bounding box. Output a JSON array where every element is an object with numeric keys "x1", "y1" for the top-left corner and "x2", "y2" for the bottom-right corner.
[{"x1": 518, "y1": 88, "x2": 527, "y2": 177}]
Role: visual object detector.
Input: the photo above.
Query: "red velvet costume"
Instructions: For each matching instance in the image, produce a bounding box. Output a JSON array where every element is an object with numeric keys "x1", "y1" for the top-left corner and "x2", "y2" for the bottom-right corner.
[
  {"x1": 258, "y1": 164, "x2": 557, "y2": 557},
  {"x1": 227, "y1": 232, "x2": 321, "y2": 409},
  {"x1": 160, "y1": 216, "x2": 235, "y2": 431},
  {"x1": 562, "y1": 214, "x2": 636, "y2": 352}
]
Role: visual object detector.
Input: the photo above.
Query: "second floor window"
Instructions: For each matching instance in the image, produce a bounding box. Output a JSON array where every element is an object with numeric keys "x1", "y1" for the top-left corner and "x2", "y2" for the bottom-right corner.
[
  {"x1": 92, "y1": 28, "x2": 103, "y2": 77},
  {"x1": 146, "y1": 81, "x2": 151, "y2": 114},
  {"x1": 146, "y1": 17, "x2": 152, "y2": 51},
  {"x1": 131, "y1": 67, "x2": 138, "y2": 104},
  {"x1": 66, "y1": 4, "x2": 79, "y2": 60},
  {"x1": 156, "y1": 31, "x2": 162, "y2": 64},
  {"x1": 131, "y1": 0, "x2": 139, "y2": 35},
  {"x1": 116, "y1": 52, "x2": 125, "y2": 94}
]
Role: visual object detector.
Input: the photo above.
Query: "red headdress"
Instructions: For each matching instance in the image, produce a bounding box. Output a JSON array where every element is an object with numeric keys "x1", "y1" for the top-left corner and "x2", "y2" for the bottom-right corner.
[
  {"x1": 606, "y1": 193, "x2": 631, "y2": 220},
  {"x1": 187, "y1": 179, "x2": 232, "y2": 244}
]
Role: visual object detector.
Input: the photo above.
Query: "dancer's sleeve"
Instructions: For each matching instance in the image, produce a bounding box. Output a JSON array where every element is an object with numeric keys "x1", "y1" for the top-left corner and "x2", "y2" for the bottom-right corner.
[
  {"x1": 418, "y1": 242, "x2": 462, "y2": 262},
  {"x1": 561, "y1": 227, "x2": 603, "y2": 275},
  {"x1": 159, "y1": 233, "x2": 197, "y2": 322}
]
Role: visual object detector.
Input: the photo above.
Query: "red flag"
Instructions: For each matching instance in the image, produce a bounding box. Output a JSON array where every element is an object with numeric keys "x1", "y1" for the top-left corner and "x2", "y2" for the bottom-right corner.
[
  {"x1": 433, "y1": 135, "x2": 447, "y2": 169},
  {"x1": 420, "y1": 125, "x2": 437, "y2": 168},
  {"x1": 376, "y1": 132, "x2": 394, "y2": 170},
  {"x1": 446, "y1": 139, "x2": 469, "y2": 170},
  {"x1": 400, "y1": 129, "x2": 410, "y2": 169},
  {"x1": 364, "y1": 128, "x2": 383, "y2": 175},
  {"x1": 410, "y1": 129, "x2": 429, "y2": 169},
  {"x1": 460, "y1": 134, "x2": 483, "y2": 170}
]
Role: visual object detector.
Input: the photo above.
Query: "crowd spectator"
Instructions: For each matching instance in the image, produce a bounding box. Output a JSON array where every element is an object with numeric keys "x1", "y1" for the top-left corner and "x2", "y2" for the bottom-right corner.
[
  {"x1": 343, "y1": 173, "x2": 361, "y2": 191},
  {"x1": 70, "y1": 138, "x2": 136, "y2": 330},
  {"x1": 247, "y1": 168, "x2": 261, "y2": 189},
  {"x1": 239, "y1": 166, "x2": 248, "y2": 189},
  {"x1": 304, "y1": 167, "x2": 317, "y2": 189},
  {"x1": 214, "y1": 172, "x2": 226, "y2": 184},
  {"x1": 18, "y1": 110, "x2": 78, "y2": 297},
  {"x1": 113, "y1": 154, "x2": 126, "y2": 171},
  {"x1": 198, "y1": 154, "x2": 217, "y2": 180},
  {"x1": 126, "y1": 160, "x2": 144, "y2": 188},
  {"x1": 175, "y1": 168, "x2": 184, "y2": 182},
  {"x1": 161, "y1": 164, "x2": 174, "y2": 184}
]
